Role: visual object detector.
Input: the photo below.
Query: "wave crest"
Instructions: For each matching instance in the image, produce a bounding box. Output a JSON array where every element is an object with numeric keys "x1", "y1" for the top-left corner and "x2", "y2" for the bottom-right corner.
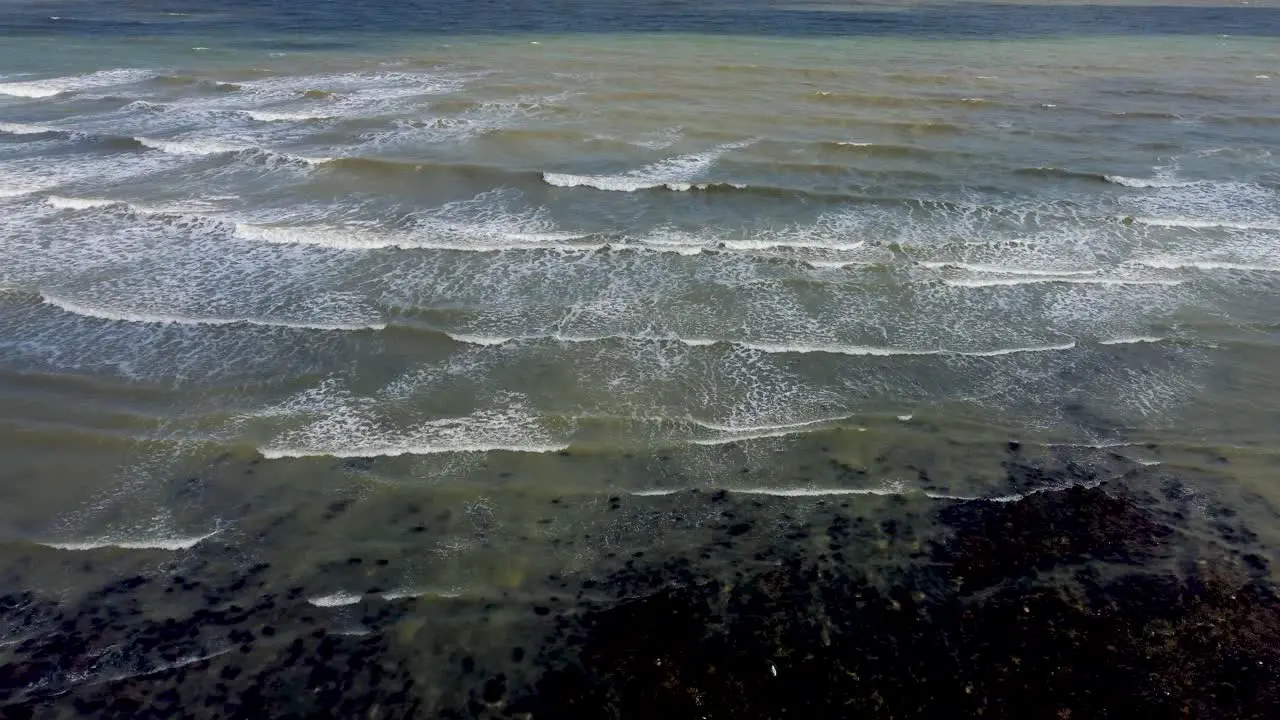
[
  {"x1": 1104, "y1": 175, "x2": 1200, "y2": 189},
  {"x1": 0, "y1": 69, "x2": 150, "y2": 98},
  {"x1": 39, "y1": 293, "x2": 386, "y2": 332},
  {"x1": 542, "y1": 140, "x2": 752, "y2": 192}
]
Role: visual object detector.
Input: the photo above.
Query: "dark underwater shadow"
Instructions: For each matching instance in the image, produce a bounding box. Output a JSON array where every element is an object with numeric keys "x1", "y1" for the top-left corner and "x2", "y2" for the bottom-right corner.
[{"x1": 4, "y1": 456, "x2": 1280, "y2": 719}]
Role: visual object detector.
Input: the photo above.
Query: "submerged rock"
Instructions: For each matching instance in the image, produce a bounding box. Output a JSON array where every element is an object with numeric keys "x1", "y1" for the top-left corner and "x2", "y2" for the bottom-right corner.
[
  {"x1": 503, "y1": 483, "x2": 1280, "y2": 720},
  {"x1": 4, "y1": 468, "x2": 1279, "y2": 718}
]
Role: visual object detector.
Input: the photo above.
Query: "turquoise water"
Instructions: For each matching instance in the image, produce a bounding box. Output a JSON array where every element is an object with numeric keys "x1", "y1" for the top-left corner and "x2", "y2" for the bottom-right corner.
[{"x1": 2, "y1": 1, "x2": 1280, "y2": 714}]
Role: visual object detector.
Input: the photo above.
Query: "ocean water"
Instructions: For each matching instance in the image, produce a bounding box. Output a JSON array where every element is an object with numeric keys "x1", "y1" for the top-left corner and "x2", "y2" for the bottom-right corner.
[{"x1": 3, "y1": 1, "x2": 1280, "y2": 715}]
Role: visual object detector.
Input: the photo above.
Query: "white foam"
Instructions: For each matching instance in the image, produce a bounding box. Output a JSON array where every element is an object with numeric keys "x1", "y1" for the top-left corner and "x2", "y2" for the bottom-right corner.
[
  {"x1": 1133, "y1": 217, "x2": 1280, "y2": 232},
  {"x1": 135, "y1": 136, "x2": 248, "y2": 156},
  {"x1": 0, "y1": 122, "x2": 58, "y2": 135},
  {"x1": 356, "y1": 92, "x2": 553, "y2": 147},
  {"x1": 40, "y1": 293, "x2": 386, "y2": 331},
  {"x1": 689, "y1": 429, "x2": 816, "y2": 445},
  {"x1": 236, "y1": 70, "x2": 471, "y2": 110},
  {"x1": 1105, "y1": 175, "x2": 1200, "y2": 189},
  {"x1": 737, "y1": 340, "x2": 1075, "y2": 357},
  {"x1": 45, "y1": 196, "x2": 118, "y2": 210},
  {"x1": 503, "y1": 231, "x2": 595, "y2": 244},
  {"x1": 234, "y1": 196, "x2": 887, "y2": 259},
  {"x1": 443, "y1": 330, "x2": 702, "y2": 347},
  {"x1": 1044, "y1": 441, "x2": 1133, "y2": 449},
  {"x1": 944, "y1": 277, "x2": 1182, "y2": 287},
  {"x1": 235, "y1": 222, "x2": 593, "y2": 252},
  {"x1": 44, "y1": 195, "x2": 222, "y2": 216},
  {"x1": 722, "y1": 238, "x2": 864, "y2": 252},
  {"x1": 919, "y1": 261, "x2": 1100, "y2": 277},
  {"x1": 117, "y1": 650, "x2": 236, "y2": 683},
  {"x1": 262, "y1": 441, "x2": 567, "y2": 459},
  {"x1": 380, "y1": 588, "x2": 462, "y2": 601},
  {"x1": 690, "y1": 416, "x2": 844, "y2": 434},
  {"x1": 1132, "y1": 258, "x2": 1280, "y2": 273},
  {"x1": 439, "y1": 331, "x2": 1075, "y2": 358},
  {"x1": 688, "y1": 415, "x2": 846, "y2": 445},
  {"x1": 444, "y1": 332, "x2": 515, "y2": 346},
  {"x1": 243, "y1": 109, "x2": 336, "y2": 122},
  {"x1": 40, "y1": 530, "x2": 218, "y2": 551},
  {"x1": 630, "y1": 127, "x2": 683, "y2": 149},
  {"x1": 237, "y1": 190, "x2": 591, "y2": 251},
  {"x1": 986, "y1": 481, "x2": 1105, "y2": 504},
  {"x1": 734, "y1": 487, "x2": 906, "y2": 497},
  {"x1": 258, "y1": 395, "x2": 569, "y2": 460},
  {"x1": 628, "y1": 486, "x2": 1050, "y2": 503},
  {"x1": 0, "y1": 69, "x2": 150, "y2": 98},
  {"x1": 0, "y1": 181, "x2": 51, "y2": 198},
  {"x1": 1098, "y1": 336, "x2": 1164, "y2": 345},
  {"x1": 542, "y1": 140, "x2": 751, "y2": 192},
  {"x1": 235, "y1": 223, "x2": 392, "y2": 250},
  {"x1": 307, "y1": 592, "x2": 362, "y2": 608},
  {"x1": 961, "y1": 341, "x2": 1077, "y2": 357},
  {"x1": 734, "y1": 340, "x2": 936, "y2": 356}
]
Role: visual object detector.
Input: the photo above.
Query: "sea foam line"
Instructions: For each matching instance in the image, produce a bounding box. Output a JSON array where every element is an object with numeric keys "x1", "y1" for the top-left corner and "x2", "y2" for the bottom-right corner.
[
  {"x1": 1098, "y1": 335, "x2": 1164, "y2": 345},
  {"x1": 440, "y1": 330, "x2": 1076, "y2": 357},
  {"x1": 944, "y1": 277, "x2": 1182, "y2": 287},
  {"x1": 234, "y1": 222, "x2": 596, "y2": 252},
  {"x1": 0, "y1": 182, "x2": 54, "y2": 198},
  {"x1": 38, "y1": 529, "x2": 219, "y2": 551},
  {"x1": 44, "y1": 194, "x2": 229, "y2": 216},
  {"x1": 443, "y1": 330, "x2": 715, "y2": 348},
  {"x1": 1104, "y1": 175, "x2": 1200, "y2": 189},
  {"x1": 918, "y1": 261, "x2": 1100, "y2": 277},
  {"x1": 627, "y1": 485, "x2": 1097, "y2": 502},
  {"x1": 39, "y1": 293, "x2": 386, "y2": 332},
  {"x1": 259, "y1": 442, "x2": 570, "y2": 460},
  {"x1": 542, "y1": 140, "x2": 752, "y2": 192},
  {"x1": 720, "y1": 238, "x2": 865, "y2": 252},
  {"x1": 690, "y1": 416, "x2": 847, "y2": 434},
  {"x1": 136, "y1": 136, "x2": 330, "y2": 165},
  {"x1": 380, "y1": 588, "x2": 463, "y2": 601},
  {"x1": 734, "y1": 339, "x2": 1078, "y2": 357},
  {"x1": 307, "y1": 592, "x2": 362, "y2": 608},
  {"x1": 1133, "y1": 217, "x2": 1280, "y2": 232},
  {"x1": 234, "y1": 219, "x2": 876, "y2": 258},
  {"x1": 688, "y1": 416, "x2": 849, "y2": 445},
  {"x1": 733, "y1": 487, "x2": 923, "y2": 497},
  {"x1": 243, "y1": 109, "x2": 337, "y2": 122},
  {"x1": 45, "y1": 195, "x2": 119, "y2": 210},
  {"x1": 0, "y1": 69, "x2": 151, "y2": 98},
  {"x1": 0, "y1": 121, "x2": 59, "y2": 135},
  {"x1": 1131, "y1": 258, "x2": 1280, "y2": 273},
  {"x1": 805, "y1": 259, "x2": 866, "y2": 269},
  {"x1": 134, "y1": 136, "x2": 249, "y2": 156}
]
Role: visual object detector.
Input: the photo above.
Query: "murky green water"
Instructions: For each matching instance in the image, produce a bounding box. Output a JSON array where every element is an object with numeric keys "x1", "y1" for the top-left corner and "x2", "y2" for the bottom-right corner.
[{"x1": 2, "y1": 1, "x2": 1280, "y2": 714}]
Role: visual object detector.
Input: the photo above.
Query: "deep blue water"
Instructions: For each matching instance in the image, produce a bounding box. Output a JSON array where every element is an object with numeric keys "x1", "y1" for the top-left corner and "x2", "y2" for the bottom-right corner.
[{"x1": 4, "y1": 0, "x2": 1280, "y2": 39}]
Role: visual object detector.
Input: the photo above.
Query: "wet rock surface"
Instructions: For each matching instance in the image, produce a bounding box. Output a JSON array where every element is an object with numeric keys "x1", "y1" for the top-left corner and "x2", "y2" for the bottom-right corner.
[{"x1": 3, "y1": 461, "x2": 1279, "y2": 719}]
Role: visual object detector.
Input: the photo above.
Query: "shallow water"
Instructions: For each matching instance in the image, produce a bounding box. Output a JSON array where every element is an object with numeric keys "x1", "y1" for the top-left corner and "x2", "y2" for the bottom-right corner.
[{"x1": 2, "y1": 1, "x2": 1280, "y2": 716}]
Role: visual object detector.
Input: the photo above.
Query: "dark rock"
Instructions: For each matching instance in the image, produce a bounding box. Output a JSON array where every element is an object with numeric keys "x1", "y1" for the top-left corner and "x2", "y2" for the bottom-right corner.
[{"x1": 934, "y1": 484, "x2": 1171, "y2": 592}]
